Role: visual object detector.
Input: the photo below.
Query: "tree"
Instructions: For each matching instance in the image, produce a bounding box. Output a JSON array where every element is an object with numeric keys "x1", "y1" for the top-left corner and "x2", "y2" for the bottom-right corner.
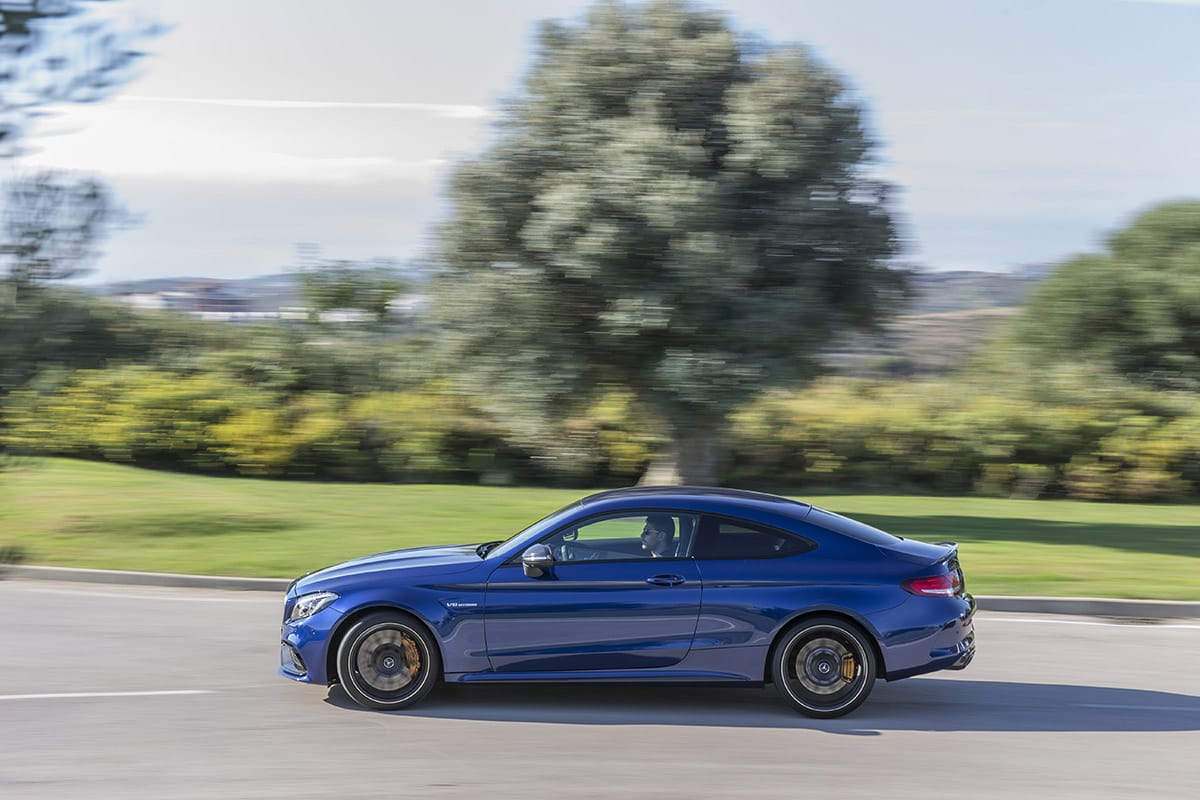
[
  {"x1": 0, "y1": 170, "x2": 129, "y2": 401},
  {"x1": 431, "y1": 0, "x2": 904, "y2": 484},
  {"x1": 1, "y1": 169, "x2": 121, "y2": 299},
  {"x1": 1018, "y1": 201, "x2": 1200, "y2": 388},
  {"x1": 292, "y1": 247, "x2": 409, "y2": 324},
  {"x1": 2, "y1": 1, "x2": 154, "y2": 301},
  {"x1": 2, "y1": 1, "x2": 156, "y2": 296},
  {"x1": 1, "y1": 0, "x2": 156, "y2": 157}
]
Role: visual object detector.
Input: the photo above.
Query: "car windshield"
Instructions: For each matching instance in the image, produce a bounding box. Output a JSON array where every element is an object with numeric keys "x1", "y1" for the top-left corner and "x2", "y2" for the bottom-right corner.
[{"x1": 476, "y1": 500, "x2": 583, "y2": 557}]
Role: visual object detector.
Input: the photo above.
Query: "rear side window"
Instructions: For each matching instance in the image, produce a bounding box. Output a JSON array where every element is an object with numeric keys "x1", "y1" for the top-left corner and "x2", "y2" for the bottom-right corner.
[
  {"x1": 808, "y1": 507, "x2": 902, "y2": 545},
  {"x1": 693, "y1": 516, "x2": 814, "y2": 560}
]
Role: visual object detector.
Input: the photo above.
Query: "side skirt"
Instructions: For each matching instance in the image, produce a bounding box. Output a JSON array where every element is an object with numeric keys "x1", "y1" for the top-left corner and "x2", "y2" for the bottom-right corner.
[{"x1": 445, "y1": 669, "x2": 758, "y2": 685}]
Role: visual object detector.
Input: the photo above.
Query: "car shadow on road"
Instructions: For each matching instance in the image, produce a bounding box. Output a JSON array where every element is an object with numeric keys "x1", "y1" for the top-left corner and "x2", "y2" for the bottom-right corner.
[{"x1": 324, "y1": 677, "x2": 1200, "y2": 733}]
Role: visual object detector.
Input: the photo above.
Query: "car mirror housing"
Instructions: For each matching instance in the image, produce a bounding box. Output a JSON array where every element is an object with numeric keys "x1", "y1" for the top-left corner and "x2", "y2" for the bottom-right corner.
[{"x1": 521, "y1": 543, "x2": 555, "y2": 578}]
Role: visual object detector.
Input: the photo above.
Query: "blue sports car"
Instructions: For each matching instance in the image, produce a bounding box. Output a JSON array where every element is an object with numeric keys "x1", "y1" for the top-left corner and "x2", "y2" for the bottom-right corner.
[{"x1": 279, "y1": 486, "x2": 975, "y2": 718}]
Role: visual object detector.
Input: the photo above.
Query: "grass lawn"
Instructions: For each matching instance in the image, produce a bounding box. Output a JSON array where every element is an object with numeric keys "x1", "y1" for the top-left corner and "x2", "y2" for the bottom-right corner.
[{"x1": 2, "y1": 457, "x2": 1198, "y2": 599}]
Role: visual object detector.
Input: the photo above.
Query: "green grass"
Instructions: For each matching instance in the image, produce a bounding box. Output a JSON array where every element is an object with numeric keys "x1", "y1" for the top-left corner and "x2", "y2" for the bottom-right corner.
[{"x1": 2, "y1": 457, "x2": 1198, "y2": 599}]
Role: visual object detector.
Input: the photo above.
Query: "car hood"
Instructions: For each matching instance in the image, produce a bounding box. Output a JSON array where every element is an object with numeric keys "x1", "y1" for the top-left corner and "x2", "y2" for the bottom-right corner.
[{"x1": 292, "y1": 544, "x2": 482, "y2": 593}]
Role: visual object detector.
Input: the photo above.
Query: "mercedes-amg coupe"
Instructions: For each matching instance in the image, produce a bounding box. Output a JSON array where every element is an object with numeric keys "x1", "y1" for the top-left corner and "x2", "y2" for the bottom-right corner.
[{"x1": 279, "y1": 486, "x2": 975, "y2": 718}]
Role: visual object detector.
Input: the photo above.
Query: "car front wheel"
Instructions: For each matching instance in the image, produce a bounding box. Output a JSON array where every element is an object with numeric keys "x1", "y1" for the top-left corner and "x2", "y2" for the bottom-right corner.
[
  {"x1": 335, "y1": 612, "x2": 440, "y2": 710},
  {"x1": 771, "y1": 616, "x2": 877, "y2": 718}
]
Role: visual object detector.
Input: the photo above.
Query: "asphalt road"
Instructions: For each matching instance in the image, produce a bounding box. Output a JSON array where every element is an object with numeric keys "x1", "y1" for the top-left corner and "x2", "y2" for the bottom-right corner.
[{"x1": 2, "y1": 580, "x2": 1198, "y2": 799}]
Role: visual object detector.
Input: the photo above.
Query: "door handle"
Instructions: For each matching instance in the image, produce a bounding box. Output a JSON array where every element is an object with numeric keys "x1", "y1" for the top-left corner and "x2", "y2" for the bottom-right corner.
[{"x1": 646, "y1": 574, "x2": 685, "y2": 587}]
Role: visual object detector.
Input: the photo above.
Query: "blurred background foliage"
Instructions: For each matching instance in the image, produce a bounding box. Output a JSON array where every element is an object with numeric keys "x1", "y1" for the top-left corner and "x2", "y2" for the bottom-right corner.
[
  {"x1": 4, "y1": 354, "x2": 1200, "y2": 501},
  {"x1": 2, "y1": 0, "x2": 1199, "y2": 504},
  {"x1": 1016, "y1": 201, "x2": 1200, "y2": 390}
]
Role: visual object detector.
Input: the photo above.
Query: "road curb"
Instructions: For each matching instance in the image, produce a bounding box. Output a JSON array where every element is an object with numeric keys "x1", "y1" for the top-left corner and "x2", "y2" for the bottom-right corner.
[
  {"x1": 3, "y1": 564, "x2": 1198, "y2": 619},
  {"x1": 2, "y1": 565, "x2": 290, "y2": 592},
  {"x1": 974, "y1": 594, "x2": 1200, "y2": 620}
]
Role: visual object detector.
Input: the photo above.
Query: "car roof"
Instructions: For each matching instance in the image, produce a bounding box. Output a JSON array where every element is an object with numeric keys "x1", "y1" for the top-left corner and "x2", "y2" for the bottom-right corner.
[{"x1": 578, "y1": 486, "x2": 813, "y2": 519}]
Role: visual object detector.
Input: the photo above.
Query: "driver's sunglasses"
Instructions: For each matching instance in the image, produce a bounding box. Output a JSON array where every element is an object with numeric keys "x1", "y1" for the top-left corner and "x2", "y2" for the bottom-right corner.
[{"x1": 641, "y1": 528, "x2": 664, "y2": 538}]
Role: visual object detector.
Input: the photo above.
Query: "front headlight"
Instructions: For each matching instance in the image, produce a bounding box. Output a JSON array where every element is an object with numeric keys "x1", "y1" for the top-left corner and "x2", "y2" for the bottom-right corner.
[{"x1": 288, "y1": 591, "x2": 339, "y2": 622}]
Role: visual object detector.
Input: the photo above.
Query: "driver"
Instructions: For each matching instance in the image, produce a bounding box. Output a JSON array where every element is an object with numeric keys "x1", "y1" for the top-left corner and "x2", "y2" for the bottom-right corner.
[{"x1": 641, "y1": 514, "x2": 676, "y2": 558}]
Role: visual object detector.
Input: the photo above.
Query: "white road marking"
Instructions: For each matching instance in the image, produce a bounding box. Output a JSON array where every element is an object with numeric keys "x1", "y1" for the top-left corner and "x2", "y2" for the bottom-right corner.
[
  {"x1": 0, "y1": 690, "x2": 215, "y2": 702},
  {"x1": 12, "y1": 586, "x2": 277, "y2": 603},
  {"x1": 981, "y1": 616, "x2": 1200, "y2": 629},
  {"x1": 1075, "y1": 703, "x2": 1200, "y2": 712}
]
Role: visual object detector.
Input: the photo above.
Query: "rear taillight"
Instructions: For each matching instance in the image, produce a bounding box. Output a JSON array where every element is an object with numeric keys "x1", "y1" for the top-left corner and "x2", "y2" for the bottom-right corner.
[{"x1": 903, "y1": 572, "x2": 961, "y2": 597}]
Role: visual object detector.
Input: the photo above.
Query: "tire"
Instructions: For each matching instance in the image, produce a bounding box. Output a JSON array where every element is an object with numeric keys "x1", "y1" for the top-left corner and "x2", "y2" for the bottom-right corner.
[
  {"x1": 771, "y1": 616, "x2": 877, "y2": 718},
  {"x1": 335, "y1": 611, "x2": 441, "y2": 710}
]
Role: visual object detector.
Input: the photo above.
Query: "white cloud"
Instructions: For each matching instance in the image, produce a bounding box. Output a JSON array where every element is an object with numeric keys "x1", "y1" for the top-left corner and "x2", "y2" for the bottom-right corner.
[
  {"x1": 122, "y1": 95, "x2": 491, "y2": 119},
  {"x1": 17, "y1": 95, "x2": 480, "y2": 185},
  {"x1": 26, "y1": 141, "x2": 450, "y2": 185},
  {"x1": 185, "y1": 152, "x2": 450, "y2": 185}
]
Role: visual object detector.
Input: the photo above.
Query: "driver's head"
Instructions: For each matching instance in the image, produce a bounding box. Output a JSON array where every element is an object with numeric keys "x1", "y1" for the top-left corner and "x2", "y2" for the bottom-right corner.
[{"x1": 641, "y1": 514, "x2": 675, "y2": 555}]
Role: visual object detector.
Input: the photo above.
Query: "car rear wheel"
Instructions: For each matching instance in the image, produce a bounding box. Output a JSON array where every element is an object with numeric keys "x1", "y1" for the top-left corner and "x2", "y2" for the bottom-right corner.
[
  {"x1": 335, "y1": 612, "x2": 440, "y2": 710},
  {"x1": 771, "y1": 616, "x2": 877, "y2": 718}
]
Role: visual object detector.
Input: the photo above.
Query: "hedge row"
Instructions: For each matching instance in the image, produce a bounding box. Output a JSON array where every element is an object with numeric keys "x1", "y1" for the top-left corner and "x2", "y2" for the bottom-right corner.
[
  {"x1": 4, "y1": 367, "x2": 1199, "y2": 500},
  {"x1": 731, "y1": 378, "x2": 1200, "y2": 500},
  {"x1": 0, "y1": 366, "x2": 652, "y2": 485}
]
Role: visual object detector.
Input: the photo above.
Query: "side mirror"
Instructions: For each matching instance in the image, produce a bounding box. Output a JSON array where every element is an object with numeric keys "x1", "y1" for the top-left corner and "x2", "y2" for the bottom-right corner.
[{"x1": 522, "y1": 543, "x2": 555, "y2": 578}]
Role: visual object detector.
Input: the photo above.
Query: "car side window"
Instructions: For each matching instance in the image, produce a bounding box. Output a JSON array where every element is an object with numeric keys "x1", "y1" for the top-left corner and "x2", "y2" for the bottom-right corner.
[
  {"x1": 692, "y1": 516, "x2": 814, "y2": 560},
  {"x1": 546, "y1": 513, "x2": 698, "y2": 561}
]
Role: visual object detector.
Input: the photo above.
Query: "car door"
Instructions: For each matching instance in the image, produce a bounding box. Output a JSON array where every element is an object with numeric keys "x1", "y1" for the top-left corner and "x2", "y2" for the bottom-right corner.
[
  {"x1": 483, "y1": 511, "x2": 702, "y2": 672},
  {"x1": 690, "y1": 514, "x2": 822, "y2": 649}
]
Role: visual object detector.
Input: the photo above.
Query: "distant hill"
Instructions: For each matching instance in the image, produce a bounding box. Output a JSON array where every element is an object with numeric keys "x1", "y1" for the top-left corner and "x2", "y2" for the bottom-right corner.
[
  {"x1": 96, "y1": 267, "x2": 1045, "y2": 374},
  {"x1": 903, "y1": 269, "x2": 1044, "y2": 314},
  {"x1": 99, "y1": 267, "x2": 1044, "y2": 315},
  {"x1": 824, "y1": 307, "x2": 1023, "y2": 377},
  {"x1": 823, "y1": 267, "x2": 1047, "y2": 376},
  {"x1": 100, "y1": 274, "x2": 305, "y2": 313}
]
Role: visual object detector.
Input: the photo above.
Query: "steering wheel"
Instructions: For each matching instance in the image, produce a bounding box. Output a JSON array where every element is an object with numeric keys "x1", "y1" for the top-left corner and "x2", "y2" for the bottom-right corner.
[{"x1": 558, "y1": 543, "x2": 576, "y2": 561}]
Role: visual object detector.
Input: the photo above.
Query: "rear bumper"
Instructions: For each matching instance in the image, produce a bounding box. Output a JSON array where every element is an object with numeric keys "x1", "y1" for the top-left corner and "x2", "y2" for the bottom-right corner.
[
  {"x1": 946, "y1": 631, "x2": 976, "y2": 670},
  {"x1": 945, "y1": 593, "x2": 977, "y2": 670},
  {"x1": 880, "y1": 592, "x2": 976, "y2": 681}
]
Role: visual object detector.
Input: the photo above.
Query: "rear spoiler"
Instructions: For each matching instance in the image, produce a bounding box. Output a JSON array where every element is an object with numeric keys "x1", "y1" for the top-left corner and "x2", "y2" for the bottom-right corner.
[{"x1": 933, "y1": 542, "x2": 959, "y2": 565}]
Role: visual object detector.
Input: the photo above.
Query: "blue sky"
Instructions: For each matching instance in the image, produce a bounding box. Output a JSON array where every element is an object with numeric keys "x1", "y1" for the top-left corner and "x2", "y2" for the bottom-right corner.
[{"x1": 14, "y1": 0, "x2": 1200, "y2": 283}]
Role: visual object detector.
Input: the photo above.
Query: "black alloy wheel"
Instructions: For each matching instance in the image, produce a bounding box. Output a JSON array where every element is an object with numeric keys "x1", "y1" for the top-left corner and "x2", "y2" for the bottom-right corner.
[
  {"x1": 335, "y1": 611, "x2": 441, "y2": 710},
  {"x1": 771, "y1": 616, "x2": 877, "y2": 718}
]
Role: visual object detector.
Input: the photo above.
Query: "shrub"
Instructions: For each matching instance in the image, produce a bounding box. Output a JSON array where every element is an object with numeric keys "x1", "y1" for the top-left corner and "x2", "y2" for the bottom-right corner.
[
  {"x1": 0, "y1": 544, "x2": 28, "y2": 566},
  {"x1": 729, "y1": 377, "x2": 1200, "y2": 499}
]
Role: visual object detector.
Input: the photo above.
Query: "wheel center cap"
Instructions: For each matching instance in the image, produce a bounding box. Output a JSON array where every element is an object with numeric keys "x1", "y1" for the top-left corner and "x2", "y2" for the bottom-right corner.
[
  {"x1": 818, "y1": 662, "x2": 831, "y2": 674},
  {"x1": 382, "y1": 656, "x2": 397, "y2": 670}
]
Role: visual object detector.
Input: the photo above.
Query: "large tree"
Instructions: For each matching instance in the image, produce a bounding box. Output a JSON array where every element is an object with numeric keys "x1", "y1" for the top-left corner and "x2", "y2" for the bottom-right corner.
[
  {"x1": 1018, "y1": 200, "x2": 1200, "y2": 388},
  {"x1": 432, "y1": 0, "x2": 904, "y2": 484}
]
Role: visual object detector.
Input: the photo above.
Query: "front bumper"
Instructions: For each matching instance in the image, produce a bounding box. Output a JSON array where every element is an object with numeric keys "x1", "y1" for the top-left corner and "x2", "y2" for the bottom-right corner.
[
  {"x1": 279, "y1": 615, "x2": 337, "y2": 685},
  {"x1": 280, "y1": 641, "x2": 307, "y2": 677}
]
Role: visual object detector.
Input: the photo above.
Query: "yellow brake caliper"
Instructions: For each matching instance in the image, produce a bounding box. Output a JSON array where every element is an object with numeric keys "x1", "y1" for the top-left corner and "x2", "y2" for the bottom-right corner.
[
  {"x1": 401, "y1": 634, "x2": 422, "y2": 677},
  {"x1": 841, "y1": 652, "x2": 857, "y2": 683}
]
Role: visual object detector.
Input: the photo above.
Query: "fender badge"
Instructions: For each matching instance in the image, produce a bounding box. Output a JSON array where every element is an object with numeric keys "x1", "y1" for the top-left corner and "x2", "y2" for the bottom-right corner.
[{"x1": 442, "y1": 600, "x2": 479, "y2": 610}]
